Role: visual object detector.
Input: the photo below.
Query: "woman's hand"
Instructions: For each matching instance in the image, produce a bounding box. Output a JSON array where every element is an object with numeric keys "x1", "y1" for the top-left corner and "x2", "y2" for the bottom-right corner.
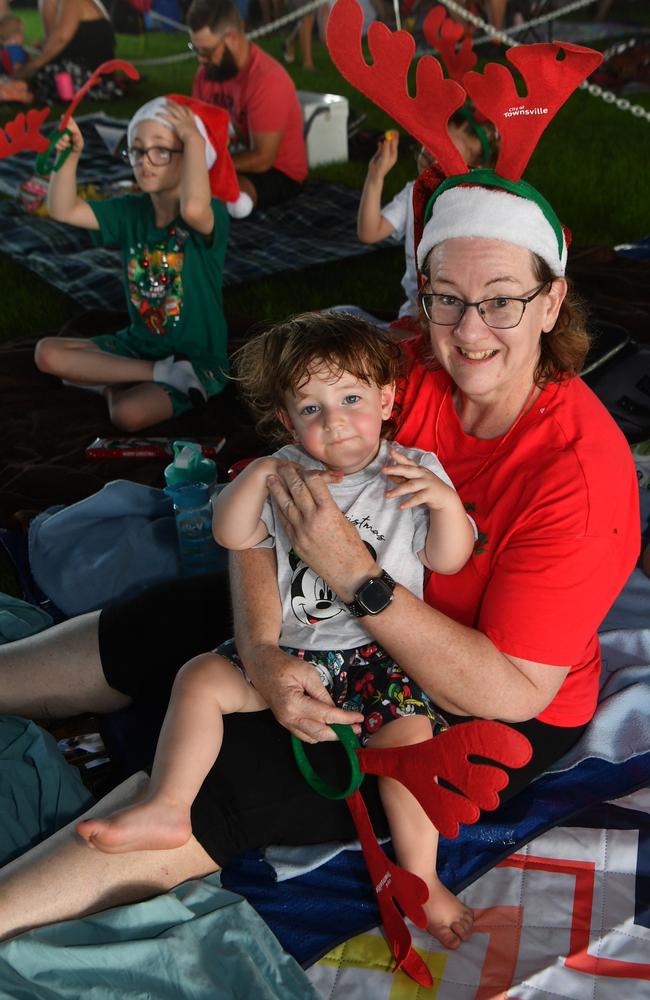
[
  {"x1": 243, "y1": 642, "x2": 364, "y2": 743},
  {"x1": 267, "y1": 462, "x2": 378, "y2": 603}
]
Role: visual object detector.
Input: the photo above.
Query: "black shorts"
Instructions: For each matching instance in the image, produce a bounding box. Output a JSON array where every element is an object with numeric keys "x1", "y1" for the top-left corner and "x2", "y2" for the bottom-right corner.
[
  {"x1": 98, "y1": 572, "x2": 587, "y2": 865},
  {"x1": 239, "y1": 167, "x2": 302, "y2": 210}
]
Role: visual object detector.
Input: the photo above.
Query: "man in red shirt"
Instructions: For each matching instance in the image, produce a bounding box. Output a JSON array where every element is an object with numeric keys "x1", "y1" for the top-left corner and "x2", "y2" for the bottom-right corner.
[{"x1": 187, "y1": 0, "x2": 308, "y2": 211}]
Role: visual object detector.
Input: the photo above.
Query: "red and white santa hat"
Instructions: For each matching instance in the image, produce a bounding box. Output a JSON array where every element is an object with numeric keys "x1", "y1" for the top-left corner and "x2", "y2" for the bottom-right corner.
[{"x1": 128, "y1": 94, "x2": 252, "y2": 217}]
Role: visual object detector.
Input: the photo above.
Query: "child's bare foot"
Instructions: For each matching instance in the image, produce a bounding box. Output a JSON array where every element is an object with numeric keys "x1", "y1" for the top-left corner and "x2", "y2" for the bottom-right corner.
[
  {"x1": 423, "y1": 876, "x2": 474, "y2": 949},
  {"x1": 76, "y1": 795, "x2": 192, "y2": 854}
]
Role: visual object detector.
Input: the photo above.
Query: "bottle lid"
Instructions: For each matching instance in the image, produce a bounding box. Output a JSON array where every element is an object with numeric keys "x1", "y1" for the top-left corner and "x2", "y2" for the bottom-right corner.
[
  {"x1": 164, "y1": 441, "x2": 216, "y2": 487},
  {"x1": 165, "y1": 481, "x2": 211, "y2": 508}
]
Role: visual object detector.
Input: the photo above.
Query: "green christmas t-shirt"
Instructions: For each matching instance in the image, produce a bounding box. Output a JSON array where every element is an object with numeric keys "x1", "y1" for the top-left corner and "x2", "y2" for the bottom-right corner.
[{"x1": 89, "y1": 194, "x2": 229, "y2": 390}]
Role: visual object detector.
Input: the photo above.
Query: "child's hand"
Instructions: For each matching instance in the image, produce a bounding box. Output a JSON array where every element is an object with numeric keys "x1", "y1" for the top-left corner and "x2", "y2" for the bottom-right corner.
[
  {"x1": 55, "y1": 118, "x2": 84, "y2": 156},
  {"x1": 158, "y1": 101, "x2": 203, "y2": 146},
  {"x1": 383, "y1": 447, "x2": 455, "y2": 511},
  {"x1": 367, "y1": 131, "x2": 399, "y2": 181}
]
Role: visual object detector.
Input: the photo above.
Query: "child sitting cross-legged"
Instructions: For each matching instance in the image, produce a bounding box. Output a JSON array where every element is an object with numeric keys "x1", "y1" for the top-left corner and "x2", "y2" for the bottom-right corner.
[
  {"x1": 36, "y1": 96, "x2": 249, "y2": 431},
  {"x1": 76, "y1": 311, "x2": 477, "y2": 949}
]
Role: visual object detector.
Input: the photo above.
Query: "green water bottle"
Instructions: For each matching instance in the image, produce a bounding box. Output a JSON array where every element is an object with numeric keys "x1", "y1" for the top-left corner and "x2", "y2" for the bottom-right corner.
[{"x1": 164, "y1": 440, "x2": 216, "y2": 492}]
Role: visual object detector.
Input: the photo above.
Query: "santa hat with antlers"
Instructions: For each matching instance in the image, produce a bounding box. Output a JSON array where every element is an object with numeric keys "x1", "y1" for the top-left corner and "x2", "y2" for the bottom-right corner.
[
  {"x1": 327, "y1": 0, "x2": 603, "y2": 277},
  {"x1": 128, "y1": 95, "x2": 251, "y2": 218}
]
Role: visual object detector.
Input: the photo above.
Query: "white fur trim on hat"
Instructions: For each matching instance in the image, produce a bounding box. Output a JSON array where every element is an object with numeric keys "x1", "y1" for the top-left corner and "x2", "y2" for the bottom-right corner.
[
  {"x1": 127, "y1": 97, "x2": 216, "y2": 170},
  {"x1": 416, "y1": 186, "x2": 567, "y2": 276}
]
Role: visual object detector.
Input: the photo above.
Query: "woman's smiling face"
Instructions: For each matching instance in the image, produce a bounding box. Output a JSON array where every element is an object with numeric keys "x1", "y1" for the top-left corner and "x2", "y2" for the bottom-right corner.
[{"x1": 423, "y1": 237, "x2": 566, "y2": 404}]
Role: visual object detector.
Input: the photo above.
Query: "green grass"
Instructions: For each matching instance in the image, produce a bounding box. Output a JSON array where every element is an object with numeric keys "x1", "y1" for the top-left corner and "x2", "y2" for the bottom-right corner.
[{"x1": 1, "y1": 6, "x2": 649, "y2": 342}]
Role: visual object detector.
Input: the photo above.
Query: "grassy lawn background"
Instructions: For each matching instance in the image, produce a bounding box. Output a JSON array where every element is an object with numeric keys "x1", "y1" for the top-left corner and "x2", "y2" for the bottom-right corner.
[{"x1": 1, "y1": 3, "x2": 649, "y2": 342}]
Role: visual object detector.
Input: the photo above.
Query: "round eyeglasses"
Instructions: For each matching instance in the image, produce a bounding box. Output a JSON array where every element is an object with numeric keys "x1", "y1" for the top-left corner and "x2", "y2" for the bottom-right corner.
[
  {"x1": 419, "y1": 283, "x2": 549, "y2": 330},
  {"x1": 121, "y1": 146, "x2": 183, "y2": 167}
]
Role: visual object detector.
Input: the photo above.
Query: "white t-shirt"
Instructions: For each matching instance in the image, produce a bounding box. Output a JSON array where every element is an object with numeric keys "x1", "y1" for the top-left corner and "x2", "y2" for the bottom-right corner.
[
  {"x1": 380, "y1": 180, "x2": 417, "y2": 320},
  {"x1": 257, "y1": 439, "x2": 455, "y2": 649}
]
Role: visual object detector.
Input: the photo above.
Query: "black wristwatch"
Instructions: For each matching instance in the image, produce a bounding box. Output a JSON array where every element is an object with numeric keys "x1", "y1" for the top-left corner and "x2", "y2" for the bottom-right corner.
[{"x1": 345, "y1": 570, "x2": 396, "y2": 618}]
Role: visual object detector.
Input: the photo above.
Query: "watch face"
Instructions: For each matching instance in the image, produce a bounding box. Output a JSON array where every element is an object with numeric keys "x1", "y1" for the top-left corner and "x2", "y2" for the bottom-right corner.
[{"x1": 358, "y1": 576, "x2": 393, "y2": 614}]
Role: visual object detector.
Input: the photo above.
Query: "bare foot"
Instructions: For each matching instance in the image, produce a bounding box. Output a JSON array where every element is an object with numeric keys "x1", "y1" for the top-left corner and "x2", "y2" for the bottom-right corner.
[
  {"x1": 423, "y1": 876, "x2": 474, "y2": 949},
  {"x1": 76, "y1": 795, "x2": 192, "y2": 854}
]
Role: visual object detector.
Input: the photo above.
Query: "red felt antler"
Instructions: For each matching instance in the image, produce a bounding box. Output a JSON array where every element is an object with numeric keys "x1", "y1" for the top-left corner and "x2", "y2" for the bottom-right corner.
[
  {"x1": 326, "y1": 0, "x2": 468, "y2": 176},
  {"x1": 60, "y1": 59, "x2": 140, "y2": 130},
  {"x1": 463, "y1": 42, "x2": 603, "y2": 180},
  {"x1": 0, "y1": 108, "x2": 51, "y2": 159},
  {"x1": 357, "y1": 721, "x2": 532, "y2": 839},
  {"x1": 346, "y1": 791, "x2": 433, "y2": 987},
  {"x1": 423, "y1": 5, "x2": 477, "y2": 83}
]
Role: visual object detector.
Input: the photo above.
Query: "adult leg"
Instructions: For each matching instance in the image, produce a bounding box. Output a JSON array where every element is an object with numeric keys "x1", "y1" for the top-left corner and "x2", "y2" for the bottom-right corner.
[
  {"x1": 0, "y1": 611, "x2": 131, "y2": 719},
  {"x1": 0, "y1": 773, "x2": 218, "y2": 943},
  {"x1": 0, "y1": 571, "x2": 233, "y2": 722},
  {"x1": 369, "y1": 716, "x2": 474, "y2": 950},
  {"x1": 297, "y1": 13, "x2": 315, "y2": 69},
  {"x1": 77, "y1": 654, "x2": 267, "y2": 853}
]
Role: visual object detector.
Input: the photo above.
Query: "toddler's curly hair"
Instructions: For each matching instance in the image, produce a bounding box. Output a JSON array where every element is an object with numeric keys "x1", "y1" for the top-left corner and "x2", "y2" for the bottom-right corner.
[{"x1": 232, "y1": 311, "x2": 404, "y2": 443}]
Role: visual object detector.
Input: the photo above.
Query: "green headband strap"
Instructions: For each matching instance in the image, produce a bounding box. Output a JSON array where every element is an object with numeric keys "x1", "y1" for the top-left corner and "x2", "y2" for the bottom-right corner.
[
  {"x1": 291, "y1": 724, "x2": 364, "y2": 800},
  {"x1": 456, "y1": 107, "x2": 491, "y2": 167},
  {"x1": 423, "y1": 169, "x2": 565, "y2": 261}
]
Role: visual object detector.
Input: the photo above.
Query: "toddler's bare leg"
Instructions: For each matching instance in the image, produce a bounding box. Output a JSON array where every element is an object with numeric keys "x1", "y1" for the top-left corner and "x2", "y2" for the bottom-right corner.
[
  {"x1": 0, "y1": 772, "x2": 218, "y2": 942},
  {"x1": 0, "y1": 611, "x2": 131, "y2": 719},
  {"x1": 368, "y1": 716, "x2": 474, "y2": 949},
  {"x1": 77, "y1": 654, "x2": 267, "y2": 853}
]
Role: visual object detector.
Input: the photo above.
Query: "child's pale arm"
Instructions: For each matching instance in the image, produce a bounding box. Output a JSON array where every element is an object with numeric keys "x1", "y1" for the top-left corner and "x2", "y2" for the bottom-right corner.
[
  {"x1": 383, "y1": 448, "x2": 475, "y2": 574},
  {"x1": 159, "y1": 103, "x2": 214, "y2": 236},
  {"x1": 357, "y1": 132, "x2": 399, "y2": 244},
  {"x1": 47, "y1": 119, "x2": 99, "y2": 229},
  {"x1": 212, "y1": 457, "x2": 280, "y2": 550}
]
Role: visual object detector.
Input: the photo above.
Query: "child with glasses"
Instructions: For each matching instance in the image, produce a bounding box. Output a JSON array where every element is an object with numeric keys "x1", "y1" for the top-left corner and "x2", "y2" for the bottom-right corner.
[
  {"x1": 76, "y1": 310, "x2": 477, "y2": 948},
  {"x1": 35, "y1": 97, "x2": 232, "y2": 431},
  {"x1": 356, "y1": 117, "x2": 499, "y2": 332}
]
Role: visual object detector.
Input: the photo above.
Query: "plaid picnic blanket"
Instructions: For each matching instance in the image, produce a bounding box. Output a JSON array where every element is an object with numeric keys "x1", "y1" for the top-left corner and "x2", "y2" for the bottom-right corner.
[{"x1": 0, "y1": 114, "x2": 387, "y2": 311}]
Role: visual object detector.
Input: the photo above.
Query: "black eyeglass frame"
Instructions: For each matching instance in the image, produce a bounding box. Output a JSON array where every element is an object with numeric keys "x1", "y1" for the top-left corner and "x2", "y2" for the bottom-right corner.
[
  {"x1": 121, "y1": 146, "x2": 184, "y2": 167},
  {"x1": 418, "y1": 282, "x2": 550, "y2": 330}
]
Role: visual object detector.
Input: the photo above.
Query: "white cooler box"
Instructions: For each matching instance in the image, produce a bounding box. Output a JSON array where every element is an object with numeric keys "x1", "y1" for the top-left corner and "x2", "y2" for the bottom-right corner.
[{"x1": 298, "y1": 91, "x2": 349, "y2": 167}]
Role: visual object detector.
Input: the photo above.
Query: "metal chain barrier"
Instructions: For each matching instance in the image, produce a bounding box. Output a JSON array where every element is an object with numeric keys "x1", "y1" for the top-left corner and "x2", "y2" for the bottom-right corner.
[{"x1": 433, "y1": 0, "x2": 650, "y2": 124}]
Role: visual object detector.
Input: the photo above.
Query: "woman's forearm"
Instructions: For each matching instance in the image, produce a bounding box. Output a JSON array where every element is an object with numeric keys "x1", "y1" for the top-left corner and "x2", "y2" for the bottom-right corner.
[
  {"x1": 230, "y1": 547, "x2": 283, "y2": 666},
  {"x1": 355, "y1": 583, "x2": 560, "y2": 722}
]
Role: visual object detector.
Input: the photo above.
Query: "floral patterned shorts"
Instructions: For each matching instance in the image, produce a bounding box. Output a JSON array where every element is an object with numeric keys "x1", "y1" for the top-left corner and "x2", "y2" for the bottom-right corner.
[{"x1": 218, "y1": 639, "x2": 448, "y2": 746}]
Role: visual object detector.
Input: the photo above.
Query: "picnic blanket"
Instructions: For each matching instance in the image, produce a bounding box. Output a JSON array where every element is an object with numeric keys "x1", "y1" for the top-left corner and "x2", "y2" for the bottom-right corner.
[
  {"x1": 0, "y1": 321, "x2": 268, "y2": 524},
  {"x1": 0, "y1": 114, "x2": 391, "y2": 311}
]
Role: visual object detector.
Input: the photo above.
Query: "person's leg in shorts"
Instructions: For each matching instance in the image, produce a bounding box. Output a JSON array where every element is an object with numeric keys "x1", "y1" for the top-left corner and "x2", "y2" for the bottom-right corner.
[
  {"x1": 77, "y1": 647, "x2": 268, "y2": 853},
  {"x1": 237, "y1": 167, "x2": 302, "y2": 211},
  {"x1": 34, "y1": 332, "x2": 210, "y2": 431}
]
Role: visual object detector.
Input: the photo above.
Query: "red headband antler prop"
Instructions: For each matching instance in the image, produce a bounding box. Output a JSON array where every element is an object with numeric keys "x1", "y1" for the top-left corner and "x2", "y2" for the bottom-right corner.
[
  {"x1": 464, "y1": 43, "x2": 603, "y2": 180},
  {"x1": 422, "y1": 5, "x2": 477, "y2": 83},
  {"x1": 327, "y1": 0, "x2": 602, "y2": 181},
  {"x1": 0, "y1": 108, "x2": 51, "y2": 159},
  {"x1": 326, "y1": 0, "x2": 468, "y2": 175},
  {"x1": 295, "y1": 720, "x2": 531, "y2": 986}
]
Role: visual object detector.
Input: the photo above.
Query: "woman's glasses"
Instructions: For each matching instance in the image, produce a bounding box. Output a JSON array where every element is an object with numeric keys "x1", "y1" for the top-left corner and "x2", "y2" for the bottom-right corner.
[
  {"x1": 121, "y1": 146, "x2": 183, "y2": 167},
  {"x1": 419, "y1": 283, "x2": 549, "y2": 329}
]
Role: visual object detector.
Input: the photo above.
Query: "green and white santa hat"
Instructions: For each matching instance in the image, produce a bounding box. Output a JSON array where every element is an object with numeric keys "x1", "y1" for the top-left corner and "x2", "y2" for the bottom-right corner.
[{"x1": 326, "y1": 0, "x2": 603, "y2": 277}]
